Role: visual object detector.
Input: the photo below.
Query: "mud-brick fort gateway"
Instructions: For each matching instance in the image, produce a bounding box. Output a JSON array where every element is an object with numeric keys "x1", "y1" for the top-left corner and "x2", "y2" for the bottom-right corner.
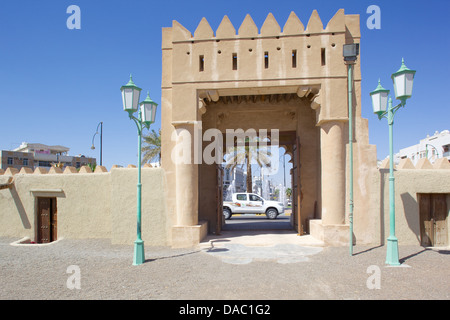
[{"x1": 1, "y1": 10, "x2": 449, "y2": 248}]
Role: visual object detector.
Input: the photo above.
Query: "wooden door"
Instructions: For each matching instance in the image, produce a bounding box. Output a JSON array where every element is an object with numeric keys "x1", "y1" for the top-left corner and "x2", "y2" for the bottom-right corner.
[
  {"x1": 216, "y1": 165, "x2": 223, "y2": 235},
  {"x1": 419, "y1": 194, "x2": 432, "y2": 246},
  {"x1": 51, "y1": 198, "x2": 57, "y2": 242},
  {"x1": 292, "y1": 136, "x2": 302, "y2": 235},
  {"x1": 37, "y1": 197, "x2": 57, "y2": 243},
  {"x1": 419, "y1": 194, "x2": 448, "y2": 247}
]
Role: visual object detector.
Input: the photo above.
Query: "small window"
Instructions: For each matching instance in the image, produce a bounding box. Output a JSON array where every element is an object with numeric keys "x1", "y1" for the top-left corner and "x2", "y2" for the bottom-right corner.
[
  {"x1": 7, "y1": 157, "x2": 13, "y2": 165},
  {"x1": 38, "y1": 161, "x2": 51, "y2": 167},
  {"x1": 236, "y1": 194, "x2": 247, "y2": 201},
  {"x1": 250, "y1": 195, "x2": 261, "y2": 201},
  {"x1": 321, "y1": 48, "x2": 326, "y2": 66},
  {"x1": 23, "y1": 158, "x2": 29, "y2": 166},
  {"x1": 292, "y1": 50, "x2": 297, "y2": 68},
  {"x1": 264, "y1": 51, "x2": 269, "y2": 69},
  {"x1": 199, "y1": 55, "x2": 204, "y2": 72},
  {"x1": 232, "y1": 53, "x2": 237, "y2": 70}
]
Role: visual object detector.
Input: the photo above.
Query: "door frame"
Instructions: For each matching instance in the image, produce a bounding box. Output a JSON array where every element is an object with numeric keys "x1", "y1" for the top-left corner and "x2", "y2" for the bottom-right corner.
[
  {"x1": 36, "y1": 197, "x2": 57, "y2": 243},
  {"x1": 291, "y1": 135, "x2": 302, "y2": 234},
  {"x1": 31, "y1": 189, "x2": 64, "y2": 243},
  {"x1": 216, "y1": 165, "x2": 223, "y2": 235}
]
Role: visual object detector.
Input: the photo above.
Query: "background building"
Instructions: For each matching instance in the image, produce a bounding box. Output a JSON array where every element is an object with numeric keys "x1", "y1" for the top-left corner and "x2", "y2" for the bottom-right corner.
[
  {"x1": 394, "y1": 130, "x2": 450, "y2": 165},
  {"x1": 252, "y1": 175, "x2": 275, "y2": 201},
  {"x1": 0, "y1": 142, "x2": 96, "y2": 170},
  {"x1": 222, "y1": 165, "x2": 246, "y2": 200},
  {"x1": 0, "y1": 150, "x2": 34, "y2": 171}
]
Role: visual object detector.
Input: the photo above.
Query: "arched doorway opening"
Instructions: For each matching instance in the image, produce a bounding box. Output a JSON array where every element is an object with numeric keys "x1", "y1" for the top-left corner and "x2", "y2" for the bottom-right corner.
[
  {"x1": 221, "y1": 146, "x2": 294, "y2": 231},
  {"x1": 198, "y1": 92, "x2": 320, "y2": 237}
]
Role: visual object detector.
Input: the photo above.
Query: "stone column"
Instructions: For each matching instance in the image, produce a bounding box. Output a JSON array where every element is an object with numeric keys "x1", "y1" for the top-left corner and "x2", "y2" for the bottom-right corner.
[
  {"x1": 170, "y1": 122, "x2": 208, "y2": 248},
  {"x1": 320, "y1": 120, "x2": 346, "y2": 225},
  {"x1": 173, "y1": 122, "x2": 199, "y2": 226}
]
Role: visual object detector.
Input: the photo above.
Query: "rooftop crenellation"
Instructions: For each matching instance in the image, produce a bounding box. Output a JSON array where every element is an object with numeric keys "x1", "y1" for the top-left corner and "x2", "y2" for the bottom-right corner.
[{"x1": 172, "y1": 9, "x2": 358, "y2": 42}]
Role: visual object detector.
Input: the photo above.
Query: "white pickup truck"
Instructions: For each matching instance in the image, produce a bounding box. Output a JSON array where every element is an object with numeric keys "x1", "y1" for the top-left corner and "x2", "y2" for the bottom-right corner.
[{"x1": 223, "y1": 193, "x2": 284, "y2": 220}]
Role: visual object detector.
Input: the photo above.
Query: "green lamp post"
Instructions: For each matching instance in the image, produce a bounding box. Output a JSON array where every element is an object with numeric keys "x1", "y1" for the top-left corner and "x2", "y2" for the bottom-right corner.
[
  {"x1": 120, "y1": 75, "x2": 158, "y2": 266},
  {"x1": 370, "y1": 59, "x2": 416, "y2": 266},
  {"x1": 343, "y1": 43, "x2": 359, "y2": 256}
]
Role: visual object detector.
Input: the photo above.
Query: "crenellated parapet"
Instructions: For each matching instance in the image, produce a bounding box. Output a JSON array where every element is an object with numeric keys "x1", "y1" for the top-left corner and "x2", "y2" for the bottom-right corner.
[
  {"x1": 0, "y1": 164, "x2": 158, "y2": 176},
  {"x1": 165, "y1": 9, "x2": 360, "y2": 83},
  {"x1": 171, "y1": 10, "x2": 357, "y2": 42},
  {"x1": 163, "y1": 9, "x2": 361, "y2": 124},
  {"x1": 379, "y1": 157, "x2": 450, "y2": 170}
]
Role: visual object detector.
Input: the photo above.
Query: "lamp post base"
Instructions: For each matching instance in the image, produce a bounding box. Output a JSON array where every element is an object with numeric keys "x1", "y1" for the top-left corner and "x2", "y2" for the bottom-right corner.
[
  {"x1": 133, "y1": 239, "x2": 145, "y2": 266},
  {"x1": 385, "y1": 236, "x2": 400, "y2": 266}
]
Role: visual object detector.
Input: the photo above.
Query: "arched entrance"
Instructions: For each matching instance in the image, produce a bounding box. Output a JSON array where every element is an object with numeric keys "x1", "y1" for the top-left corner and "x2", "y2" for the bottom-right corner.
[
  {"x1": 161, "y1": 11, "x2": 373, "y2": 248},
  {"x1": 198, "y1": 91, "x2": 320, "y2": 236},
  {"x1": 220, "y1": 145, "x2": 294, "y2": 232}
]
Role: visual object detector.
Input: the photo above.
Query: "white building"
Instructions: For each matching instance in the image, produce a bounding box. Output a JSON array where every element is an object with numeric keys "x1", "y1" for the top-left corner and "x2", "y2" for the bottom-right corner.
[
  {"x1": 222, "y1": 165, "x2": 246, "y2": 200},
  {"x1": 394, "y1": 130, "x2": 450, "y2": 165},
  {"x1": 11, "y1": 142, "x2": 96, "y2": 169}
]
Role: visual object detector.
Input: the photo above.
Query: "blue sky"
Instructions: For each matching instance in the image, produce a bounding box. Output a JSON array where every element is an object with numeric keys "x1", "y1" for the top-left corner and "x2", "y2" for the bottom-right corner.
[{"x1": 1, "y1": 0, "x2": 449, "y2": 186}]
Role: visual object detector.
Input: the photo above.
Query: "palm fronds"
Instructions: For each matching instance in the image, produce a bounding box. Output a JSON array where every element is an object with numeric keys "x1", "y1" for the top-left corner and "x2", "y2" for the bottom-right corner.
[{"x1": 142, "y1": 128, "x2": 161, "y2": 165}]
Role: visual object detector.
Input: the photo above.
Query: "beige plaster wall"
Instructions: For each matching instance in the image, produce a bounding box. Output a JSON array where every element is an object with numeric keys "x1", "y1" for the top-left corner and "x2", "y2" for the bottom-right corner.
[
  {"x1": 0, "y1": 167, "x2": 168, "y2": 246},
  {"x1": 1, "y1": 162, "x2": 448, "y2": 247},
  {"x1": 110, "y1": 168, "x2": 169, "y2": 246},
  {"x1": 0, "y1": 171, "x2": 111, "y2": 240},
  {"x1": 376, "y1": 168, "x2": 450, "y2": 246}
]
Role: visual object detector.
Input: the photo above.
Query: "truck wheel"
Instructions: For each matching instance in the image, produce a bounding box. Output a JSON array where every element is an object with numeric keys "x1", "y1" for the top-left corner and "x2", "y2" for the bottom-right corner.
[
  {"x1": 223, "y1": 208, "x2": 232, "y2": 220},
  {"x1": 266, "y1": 208, "x2": 278, "y2": 220}
]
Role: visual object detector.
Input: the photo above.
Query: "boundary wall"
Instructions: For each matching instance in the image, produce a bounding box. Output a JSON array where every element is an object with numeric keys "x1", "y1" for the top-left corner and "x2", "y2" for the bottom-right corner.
[
  {"x1": 0, "y1": 158, "x2": 449, "y2": 247},
  {"x1": 0, "y1": 165, "x2": 169, "y2": 246}
]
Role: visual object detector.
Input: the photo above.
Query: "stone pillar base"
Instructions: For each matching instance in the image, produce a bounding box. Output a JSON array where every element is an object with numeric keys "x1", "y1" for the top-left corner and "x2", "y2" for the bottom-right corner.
[
  {"x1": 309, "y1": 219, "x2": 349, "y2": 246},
  {"x1": 171, "y1": 220, "x2": 208, "y2": 248}
]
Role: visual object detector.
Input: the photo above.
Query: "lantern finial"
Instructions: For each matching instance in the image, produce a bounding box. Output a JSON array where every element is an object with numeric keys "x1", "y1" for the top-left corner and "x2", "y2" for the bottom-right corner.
[
  {"x1": 126, "y1": 74, "x2": 136, "y2": 86},
  {"x1": 373, "y1": 79, "x2": 387, "y2": 92}
]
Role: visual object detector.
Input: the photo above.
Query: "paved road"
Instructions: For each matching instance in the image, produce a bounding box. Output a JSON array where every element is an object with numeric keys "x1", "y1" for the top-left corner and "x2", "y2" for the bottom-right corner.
[
  {"x1": 0, "y1": 234, "x2": 449, "y2": 302},
  {"x1": 223, "y1": 212, "x2": 293, "y2": 231}
]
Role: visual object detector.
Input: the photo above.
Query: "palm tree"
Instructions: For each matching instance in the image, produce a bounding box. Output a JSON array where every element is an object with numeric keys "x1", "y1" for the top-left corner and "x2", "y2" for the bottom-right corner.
[
  {"x1": 285, "y1": 188, "x2": 292, "y2": 199},
  {"x1": 142, "y1": 128, "x2": 161, "y2": 166},
  {"x1": 225, "y1": 136, "x2": 272, "y2": 193}
]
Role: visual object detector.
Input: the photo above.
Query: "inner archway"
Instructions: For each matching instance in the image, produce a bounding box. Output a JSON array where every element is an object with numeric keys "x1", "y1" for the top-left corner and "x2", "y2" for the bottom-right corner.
[
  {"x1": 198, "y1": 92, "x2": 320, "y2": 237},
  {"x1": 221, "y1": 145, "x2": 294, "y2": 231}
]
